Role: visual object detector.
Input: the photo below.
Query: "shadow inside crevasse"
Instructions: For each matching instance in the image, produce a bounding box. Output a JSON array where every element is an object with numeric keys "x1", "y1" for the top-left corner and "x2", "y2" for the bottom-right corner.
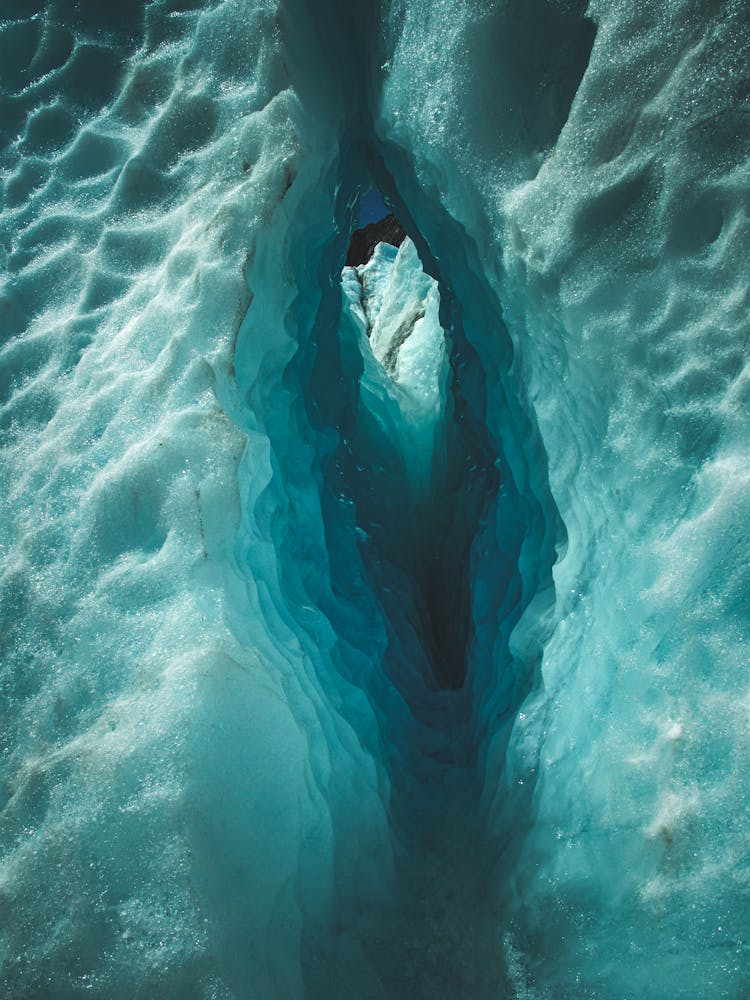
[
  {"x1": 298, "y1": 179, "x2": 518, "y2": 997},
  {"x1": 292, "y1": 161, "x2": 562, "y2": 997},
  {"x1": 337, "y1": 187, "x2": 498, "y2": 692}
]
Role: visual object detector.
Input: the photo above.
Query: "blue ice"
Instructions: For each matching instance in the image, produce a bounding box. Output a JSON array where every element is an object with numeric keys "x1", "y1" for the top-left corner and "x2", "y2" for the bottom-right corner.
[{"x1": 0, "y1": 0, "x2": 748, "y2": 996}]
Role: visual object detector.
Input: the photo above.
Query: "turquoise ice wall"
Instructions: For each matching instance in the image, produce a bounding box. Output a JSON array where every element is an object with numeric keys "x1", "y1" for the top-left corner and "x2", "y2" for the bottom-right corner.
[{"x1": 1, "y1": 0, "x2": 749, "y2": 996}]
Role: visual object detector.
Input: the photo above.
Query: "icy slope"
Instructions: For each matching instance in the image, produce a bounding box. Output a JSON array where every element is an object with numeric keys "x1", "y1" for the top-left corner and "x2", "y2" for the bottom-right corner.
[{"x1": 1, "y1": 0, "x2": 749, "y2": 997}]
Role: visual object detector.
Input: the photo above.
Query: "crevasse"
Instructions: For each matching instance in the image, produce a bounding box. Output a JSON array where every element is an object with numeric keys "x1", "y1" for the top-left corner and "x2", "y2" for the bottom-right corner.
[
  {"x1": 228, "y1": 135, "x2": 562, "y2": 989},
  {"x1": 1, "y1": 0, "x2": 749, "y2": 997}
]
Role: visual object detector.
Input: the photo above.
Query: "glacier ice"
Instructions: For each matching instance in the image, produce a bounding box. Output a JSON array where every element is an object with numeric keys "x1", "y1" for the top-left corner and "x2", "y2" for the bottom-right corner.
[
  {"x1": 1, "y1": 0, "x2": 749, "y2": 996},
  {"x1": 341, "y1": 237, "x2": 450, "y2": 505}
]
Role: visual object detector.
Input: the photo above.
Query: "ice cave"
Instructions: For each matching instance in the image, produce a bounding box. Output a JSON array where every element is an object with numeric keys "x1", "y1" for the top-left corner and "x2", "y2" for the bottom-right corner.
[{"x1": 1, "y1": 0, "x2": 749, "y2": 996}]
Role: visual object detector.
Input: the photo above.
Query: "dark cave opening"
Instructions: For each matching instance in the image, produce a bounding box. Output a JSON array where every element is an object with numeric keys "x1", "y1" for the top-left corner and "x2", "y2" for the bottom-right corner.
[{"x1": 345, "y1": 203, "x2": 405, "y2": 267}]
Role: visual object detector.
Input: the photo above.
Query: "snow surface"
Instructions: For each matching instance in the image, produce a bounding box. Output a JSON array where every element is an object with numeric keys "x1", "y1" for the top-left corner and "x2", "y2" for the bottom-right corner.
[{"x1": 1, "y1": 0, "x2": 749, "y2": 996}]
